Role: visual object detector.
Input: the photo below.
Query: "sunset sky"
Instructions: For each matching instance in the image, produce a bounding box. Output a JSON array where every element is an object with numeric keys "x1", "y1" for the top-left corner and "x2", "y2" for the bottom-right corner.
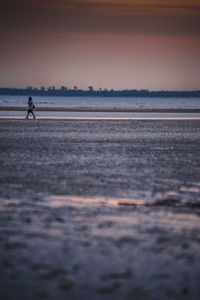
[{"x1": 0, "y1": 0, "x2": 200, "y2": 90}]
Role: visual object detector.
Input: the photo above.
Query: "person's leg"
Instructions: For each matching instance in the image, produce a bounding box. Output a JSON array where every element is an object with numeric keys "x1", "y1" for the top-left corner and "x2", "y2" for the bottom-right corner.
[
  {"x1": 32, "y1": 111, "x2": 36, "y2": 119},
  {"x1": 26, "y1": 111, "x2": 29, "y2": 119}
]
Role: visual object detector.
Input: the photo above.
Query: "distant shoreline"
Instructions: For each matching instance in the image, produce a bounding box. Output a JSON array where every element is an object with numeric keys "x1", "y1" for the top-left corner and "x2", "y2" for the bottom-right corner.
[
  {"x1": 1, "y1": 107, "x2": 200, "y2": 113},
  {"x1": 0, "y1": 88, "x2": 200, "y2": 98}
]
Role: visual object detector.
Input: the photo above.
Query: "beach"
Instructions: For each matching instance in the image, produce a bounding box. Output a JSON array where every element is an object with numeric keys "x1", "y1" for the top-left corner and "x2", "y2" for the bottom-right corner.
[{"x1": 0, "y1": 119, "x2": 200, "y2": 299}]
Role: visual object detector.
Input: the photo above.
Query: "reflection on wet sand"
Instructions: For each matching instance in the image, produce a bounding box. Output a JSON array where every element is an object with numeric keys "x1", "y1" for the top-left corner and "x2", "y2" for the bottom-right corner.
[
  {"x1": 0, "y1": 198, "x2": 19, "y2": 211},
  {"x1": 1, "y1": 192, "x2": 200, "y2": 300},
  {"x1": 180, "y1": 187, "x2": 200, "y2": 193},
  {"x1": 50, "y1": 195, "x2": 147, "y2": 208},
  {"x1": 50, "y1": 192, "x2": 200, "y2": 214}
]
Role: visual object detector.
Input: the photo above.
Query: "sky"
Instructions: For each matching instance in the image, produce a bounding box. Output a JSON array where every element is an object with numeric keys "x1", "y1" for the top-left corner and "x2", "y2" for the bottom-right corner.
[{"x1": 0, "y1": 0, "x2": 200, "y2": 90}]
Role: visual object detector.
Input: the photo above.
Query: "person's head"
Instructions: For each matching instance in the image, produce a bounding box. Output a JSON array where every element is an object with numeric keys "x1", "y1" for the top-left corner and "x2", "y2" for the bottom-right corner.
[{"x1": 28, "y1": 96, "x2": 32, "y2": 101}]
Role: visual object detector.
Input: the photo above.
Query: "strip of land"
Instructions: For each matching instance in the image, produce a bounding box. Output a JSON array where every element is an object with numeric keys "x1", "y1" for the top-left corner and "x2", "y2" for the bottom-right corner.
[{"x1": 1, "y1": 106, "x2": 200, "y2": 113}]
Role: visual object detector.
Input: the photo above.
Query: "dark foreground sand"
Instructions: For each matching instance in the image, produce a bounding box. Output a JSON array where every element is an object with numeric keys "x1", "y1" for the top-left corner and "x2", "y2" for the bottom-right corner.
[{"x1": 0, "y1": 119, "x2": 200, "y2": 300}]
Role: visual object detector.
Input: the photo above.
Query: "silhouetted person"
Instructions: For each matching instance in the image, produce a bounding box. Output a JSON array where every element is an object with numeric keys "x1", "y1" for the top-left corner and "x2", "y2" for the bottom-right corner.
[{"x1": 26, "y1": 96, "x2": 36, "y2": 119}]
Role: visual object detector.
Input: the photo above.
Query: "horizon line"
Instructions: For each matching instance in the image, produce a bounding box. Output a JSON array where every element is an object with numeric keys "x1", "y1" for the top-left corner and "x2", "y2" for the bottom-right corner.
[{"x1": 0, "y1": 86, "x2": 200, "y2": 92}]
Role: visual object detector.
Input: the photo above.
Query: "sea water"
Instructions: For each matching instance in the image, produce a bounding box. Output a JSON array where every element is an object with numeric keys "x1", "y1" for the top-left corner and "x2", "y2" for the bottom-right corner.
[
  {"x1": 1, "y1": 95, "x2": 200, "y2": 119},
  {"x1": 0, "y1": 95, "x2": 200, "y2": 110}
]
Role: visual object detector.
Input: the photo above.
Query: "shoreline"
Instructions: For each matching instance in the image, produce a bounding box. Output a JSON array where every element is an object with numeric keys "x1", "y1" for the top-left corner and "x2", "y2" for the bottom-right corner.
[
  {"x1": 2, "y1": 116, "x2": 200, "y2": 120},
  {"x1": 1, "y1": 106, "x2": 200, "y2": 113}
]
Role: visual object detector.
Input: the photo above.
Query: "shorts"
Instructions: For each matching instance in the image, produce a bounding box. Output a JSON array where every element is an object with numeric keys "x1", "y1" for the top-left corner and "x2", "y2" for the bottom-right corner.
[{"x1": 28, "y1": 109, "x2": 33, "y2": 113}]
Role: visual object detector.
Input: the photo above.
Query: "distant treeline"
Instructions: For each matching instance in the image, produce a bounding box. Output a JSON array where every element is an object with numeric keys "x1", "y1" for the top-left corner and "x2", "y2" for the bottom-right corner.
[{"x1": 0, "y1": 86, "x2": 200, "y2": 97}]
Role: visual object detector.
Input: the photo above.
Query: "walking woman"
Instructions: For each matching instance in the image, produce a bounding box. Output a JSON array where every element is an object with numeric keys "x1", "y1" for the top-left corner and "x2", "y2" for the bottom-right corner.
[{"x1": 26, "y1": 96, "x2": 36, "y2": 119}]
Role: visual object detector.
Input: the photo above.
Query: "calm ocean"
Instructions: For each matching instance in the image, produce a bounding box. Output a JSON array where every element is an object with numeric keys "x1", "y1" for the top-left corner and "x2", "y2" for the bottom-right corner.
[{"x1": 0, "y1": 95, "x2": 200, "y2": 110}]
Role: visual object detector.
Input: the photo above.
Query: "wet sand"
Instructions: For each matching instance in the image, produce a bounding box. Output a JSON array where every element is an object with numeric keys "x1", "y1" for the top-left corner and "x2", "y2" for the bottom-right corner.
[
  {"x1": 1, "y1": 106, "x2": 200, "y2": 113},
  {"x1": 1, "y1": 108, "x2": 200, "y2": 120},
  {"x1": 0, "y1": 119, "x2": 200, "y2": 300}
]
